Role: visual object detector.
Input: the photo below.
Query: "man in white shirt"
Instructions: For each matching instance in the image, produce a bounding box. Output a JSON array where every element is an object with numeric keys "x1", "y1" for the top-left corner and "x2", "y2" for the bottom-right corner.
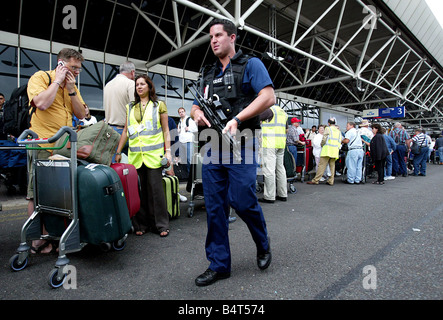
[
  {"x1": 104, "y1": 61, "x2": 135, "y2": 159},
  {"x1": 177, "y1": 107, "x2": 198, "y2": 173},
  {"x1": 342, "y1": 122, "x2": 364, "y2": 184}
]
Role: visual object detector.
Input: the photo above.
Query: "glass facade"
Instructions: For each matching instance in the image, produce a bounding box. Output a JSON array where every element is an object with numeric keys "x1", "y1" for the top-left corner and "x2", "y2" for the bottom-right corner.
[{"x1": 0, "y1": 44, "x2": 196, "y2": 119}]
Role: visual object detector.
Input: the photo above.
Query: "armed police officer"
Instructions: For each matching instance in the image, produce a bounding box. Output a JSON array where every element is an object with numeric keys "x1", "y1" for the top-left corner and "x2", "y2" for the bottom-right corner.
[{"x1": 191, "y1": 19, "x2": 275, "y2": 286}]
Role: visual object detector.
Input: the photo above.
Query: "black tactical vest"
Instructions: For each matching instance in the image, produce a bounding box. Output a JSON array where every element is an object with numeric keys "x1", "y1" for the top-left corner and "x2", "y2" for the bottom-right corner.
[{"x1": 200, "y1": 50, "x2": 260, "y2": 130}]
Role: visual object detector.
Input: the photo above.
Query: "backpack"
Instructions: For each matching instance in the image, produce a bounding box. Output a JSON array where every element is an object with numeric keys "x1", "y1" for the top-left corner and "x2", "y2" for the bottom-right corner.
[
  {"x1": 3, "y1": 71, "x2": 51, "y2": 137},
  {"x1": 178, "y1": 116, "x2": 191, "y2": 130}
]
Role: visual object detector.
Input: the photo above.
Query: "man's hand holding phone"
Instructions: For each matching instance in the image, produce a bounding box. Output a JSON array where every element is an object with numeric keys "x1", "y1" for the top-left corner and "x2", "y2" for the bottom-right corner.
[{"x1": 55, "y1": 59, "x2": 69, "y2": 85}]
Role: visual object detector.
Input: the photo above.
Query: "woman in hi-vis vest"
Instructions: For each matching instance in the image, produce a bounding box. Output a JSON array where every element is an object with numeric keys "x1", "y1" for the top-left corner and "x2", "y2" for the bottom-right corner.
[{"x1": 115, "y1": 74, "x2": 173, "y2": 237}]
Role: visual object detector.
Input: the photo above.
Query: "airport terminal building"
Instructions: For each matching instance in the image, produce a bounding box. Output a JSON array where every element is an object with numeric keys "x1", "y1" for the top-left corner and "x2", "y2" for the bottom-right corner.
[{"x1": 1, "y1": 0, "x2": 443, "y2": 132}]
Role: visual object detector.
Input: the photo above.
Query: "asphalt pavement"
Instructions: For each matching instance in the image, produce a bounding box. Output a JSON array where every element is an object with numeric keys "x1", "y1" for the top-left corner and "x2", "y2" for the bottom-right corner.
[{"x1": 0, "y1": 163, "x2": 441, "y2": 309}]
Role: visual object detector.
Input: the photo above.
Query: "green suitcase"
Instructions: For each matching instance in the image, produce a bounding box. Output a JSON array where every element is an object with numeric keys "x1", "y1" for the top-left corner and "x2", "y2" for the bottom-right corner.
[
  {"x1": 162, "y1": 175, "x2": 180, "y2": 218},
  {"x1": 41, "y1": 162, "x2": 132, "y2": 247},
  {"x1": 77, "y1": 163, "x2": 132, "y2": 245}
]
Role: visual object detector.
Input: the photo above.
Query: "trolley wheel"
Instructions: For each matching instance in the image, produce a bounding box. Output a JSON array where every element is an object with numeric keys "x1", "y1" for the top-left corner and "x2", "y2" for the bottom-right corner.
[
  {"x1": 187, "y1": 206, "x2": 194, "y2": 218},
  {"x1": 255, "y1": 183, "x2": 263, "y2": 193},
  {"x1": 112, "y1": 240, "x2": 126, "y2": 251},
  {"x1": 289, "y1": 184, "x2": 297, "y2": 194},
  {"x1": 47, "y1": 268, "x2": 66, "y2": 289},
  {"x1": 100, "y1": 242, "x2": 112, "y2": 252},
  {"x1": 9, "y1": 254, "x2": 28, "y2": 272}
]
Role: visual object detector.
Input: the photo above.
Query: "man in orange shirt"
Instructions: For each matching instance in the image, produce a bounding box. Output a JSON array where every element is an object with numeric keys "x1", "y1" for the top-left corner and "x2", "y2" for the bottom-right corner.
[{"x1": 26, "y1": 48, "x2": 86, "y2": 253}]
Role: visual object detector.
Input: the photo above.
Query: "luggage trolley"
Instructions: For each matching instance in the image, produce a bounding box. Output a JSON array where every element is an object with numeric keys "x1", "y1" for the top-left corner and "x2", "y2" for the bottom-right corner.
[
  {"x1": 186, "y1": 151, "x2": 236, "y2": 222},
  {"x1": 296, "y1": 145, "x2": 306, "y2": 182},
  {"x1": 187, "y1": 152, "x2": 203, "y2": 218},
  {"x1": 9, "y1": 126, "x2": 129, "y2": 288},
  {"x1": 9, "y1": 127, "x2": 81, "y2": 288}
]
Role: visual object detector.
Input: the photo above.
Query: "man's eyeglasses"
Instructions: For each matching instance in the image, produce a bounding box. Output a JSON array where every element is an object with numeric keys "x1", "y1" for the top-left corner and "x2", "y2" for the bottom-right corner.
[{"x1": 70, "y1": 66, "x2": 82, "y2": 72}]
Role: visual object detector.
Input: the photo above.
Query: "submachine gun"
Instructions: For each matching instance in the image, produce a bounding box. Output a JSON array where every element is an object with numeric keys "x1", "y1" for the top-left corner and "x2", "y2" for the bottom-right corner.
[{"x1": 186, "y1": 83, "x2": 242, "y2": 162}]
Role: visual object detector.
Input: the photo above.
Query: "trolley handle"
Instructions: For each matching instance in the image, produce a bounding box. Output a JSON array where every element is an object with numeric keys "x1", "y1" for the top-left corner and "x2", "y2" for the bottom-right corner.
[{"x1": 17, "y1": 126, "x2": 78, "y2": 145}]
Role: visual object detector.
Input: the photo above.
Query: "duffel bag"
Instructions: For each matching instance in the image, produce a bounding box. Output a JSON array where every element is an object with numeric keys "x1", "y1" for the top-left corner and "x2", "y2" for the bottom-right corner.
[{"x1": 53, "y1": 120, "x2": 121, "y2": 165}]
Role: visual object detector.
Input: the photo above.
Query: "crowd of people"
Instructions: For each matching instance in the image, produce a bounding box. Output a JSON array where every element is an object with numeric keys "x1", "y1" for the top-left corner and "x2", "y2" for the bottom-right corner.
[{"x1": 299, "y1": 119, "x2": 443, "y2": 186}]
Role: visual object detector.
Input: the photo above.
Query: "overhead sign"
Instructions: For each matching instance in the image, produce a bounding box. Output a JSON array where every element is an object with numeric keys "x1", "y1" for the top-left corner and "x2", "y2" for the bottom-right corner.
[
  {"x1": 382, "y1": 106, "x2": 405, "y2": 118},
  {"x1": 362, "y1": 106, "x2": 404, "y2": 119},
  {"x1": 362, "y1": 109, "x2": 379, "y2": 118}
]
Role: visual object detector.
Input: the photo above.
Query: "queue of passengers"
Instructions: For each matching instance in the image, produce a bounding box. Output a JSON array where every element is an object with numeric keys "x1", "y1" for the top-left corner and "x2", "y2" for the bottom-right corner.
[{"x1": 287, "y1": 118, "x2": 442, "y2": 187}]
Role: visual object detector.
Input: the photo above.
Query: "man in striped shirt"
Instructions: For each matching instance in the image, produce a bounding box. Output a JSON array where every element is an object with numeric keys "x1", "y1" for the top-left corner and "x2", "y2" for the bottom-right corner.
[
  {"x1": 410, "y1": 128, "x2": 429, "y2": 176},
  {"x1": 389, "y1": 122, "x2": 410, "y2": 177}
]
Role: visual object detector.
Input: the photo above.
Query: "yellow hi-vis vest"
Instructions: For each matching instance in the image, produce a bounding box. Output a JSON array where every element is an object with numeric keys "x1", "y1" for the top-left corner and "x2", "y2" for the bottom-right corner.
[
  {"x1": 320, "y1": 125, "x2": 342, "y2": 159},
  {"x1": 261, "y1": 105, "x2": 288, "y2": 149},
  {"x1": 127, "y1": 100, "x2": 164, "y2": 169}
]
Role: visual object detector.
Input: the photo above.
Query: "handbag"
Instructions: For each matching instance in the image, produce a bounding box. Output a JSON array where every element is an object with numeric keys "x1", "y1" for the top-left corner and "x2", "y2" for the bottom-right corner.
[{"x1": 53, "y1": 120, "x2": 121, "y2": 165}]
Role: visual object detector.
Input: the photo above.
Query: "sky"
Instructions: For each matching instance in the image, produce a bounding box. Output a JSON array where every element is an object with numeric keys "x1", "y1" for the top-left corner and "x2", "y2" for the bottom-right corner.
[{"x1": 425, "y1": 0, "x2": 443, "y2": 28}]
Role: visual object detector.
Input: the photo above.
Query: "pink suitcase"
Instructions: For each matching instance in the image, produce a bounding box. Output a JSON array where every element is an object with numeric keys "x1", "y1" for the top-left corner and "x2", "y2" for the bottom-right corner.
[{"x1": 111, "y1": 163, "x2": 140, "y2": 218}]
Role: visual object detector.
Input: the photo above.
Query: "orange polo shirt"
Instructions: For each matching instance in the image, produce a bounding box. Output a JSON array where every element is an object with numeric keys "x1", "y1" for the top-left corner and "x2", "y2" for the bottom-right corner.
[{"x1": 27, "y1": 70, "x2": 85, "y2": 147}]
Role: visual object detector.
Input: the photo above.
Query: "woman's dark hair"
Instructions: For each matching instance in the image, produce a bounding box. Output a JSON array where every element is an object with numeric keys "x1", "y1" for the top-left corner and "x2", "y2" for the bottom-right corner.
[
  {"x1": 134, "y1": 74, "x2": 157, "y2": 104},
  {"x1": 372, "y1": 123, "x2": 385, "y2": 134}
]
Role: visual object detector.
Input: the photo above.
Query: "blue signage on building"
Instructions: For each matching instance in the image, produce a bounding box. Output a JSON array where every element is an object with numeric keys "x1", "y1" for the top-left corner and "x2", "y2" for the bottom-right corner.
[
  {"x1": 363, "y1": 106, "x2": 405, "y2": 119},
  {"x1": 380, "y1": 106, "x2": 405, "y2": 118}
]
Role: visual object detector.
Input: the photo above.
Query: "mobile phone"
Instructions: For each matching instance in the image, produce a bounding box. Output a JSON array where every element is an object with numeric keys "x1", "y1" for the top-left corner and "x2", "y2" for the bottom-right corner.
[{"x1": 57, "y1": 60, "x2": 65, "y2": 67}]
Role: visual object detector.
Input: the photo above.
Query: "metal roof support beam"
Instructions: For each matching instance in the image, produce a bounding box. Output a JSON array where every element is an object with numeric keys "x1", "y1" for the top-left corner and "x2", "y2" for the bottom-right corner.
[
  {"x1": 303, "y1": 37, "x2": 315, "y2": 84},
  {"x1": 145, "y1": 35, "x2": 209, "y2": 69},
  {"x1": 172, "y1": 1, "x2": 182, "y2": 47},
  {"x1": 234, "y1": 0, "x2": 241, "y2": 23},
  {"x1": 356, "y1": 17, "x2": 376, "y2": 76},
  {"x1": 419, "y1": 78, "x2": 439, "y2": 104},
  {"x1": 209, "y1": 0, "x2": 234, "y2": 22},
  {"x1": 392, "y1": 59, "x2": 423, "y2": 93},
  {"x1": 358, "y1": 76, "x2": 421, "y2": 109},
  {"x1": 290, "y1": 0, "x2": 303, "y2": 47},
  {"x1": 275, "y1": 75, "x2": 352, "y2": 92},
  {"x1": 293, "y1": 0, "x2": 340, "y2": 48},
  {"x1": 409, "y1": 69, "x2": 433, "y2": 100},
  {"x1": 374, "y1": 50, "x2": 410, "y2": 88},
  {"x1": 328, "y1": 14, "x2": 374, "y2": 74},
  {"x1": 338, "y1": 81, "x2": 360, "y2": 103},
  {"x1": 360, "y1": 35, "x2": 397, "y2": 75},
  {"x1": 277, "y1": 60, "x2": 303, "y2": 86},
  {"x1": 329, "y1": 0, "x2": 346, "y2": 62},
  {"x1": 104, "y1": 0, "x2": 118, "y2": 54},
  {"x1": 332, "y1": 97, "x2": 398, "y2": 108},
  {"x1": 315, "y1": 37, "x2": 353, "y2": 74},
  {"x1": 403, "y1": 61, "x2": 429, "y2": 97},
  {"x1": 413, "y1": 77, "x2": 438, "y2": 103},
  {"x1": 184, "y1": 0, "x2": 231, "y2": 45},
  {"x1": 361, "y1": 69, "x2": 376, "y2": 101},
  {"x1": 173, "y1": 0, "x2": 227, "y2": 22},
  {"x1": 428, "y1": 86, "x2": 443, "y2": 109},
  {"x1": 422, "y1": 84, "x2": 443, "y2": 109},
  {"x1": 132, "y1": 3, "x2": 178, "y2": 50},
  {"x1": 241, "y1": 0, "x2": 263, "y2": 22},
  {"x1": 391, "y1": 51, "x2": 411, "y2": 91},
  {"x1": 242, "y1": 23, "x2": 354, "y2": 77},
  {"x1": 401, "y1": 116, "x2": 443, "y2": 122}
]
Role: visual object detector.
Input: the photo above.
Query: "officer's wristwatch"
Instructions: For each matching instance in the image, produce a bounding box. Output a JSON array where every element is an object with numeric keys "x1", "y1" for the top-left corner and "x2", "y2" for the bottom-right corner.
[
  {"x1": 68, "y1": 91, "x2": 77, "y2": 96},
  {"x1": 233, "y1": 116, "x2": 242, "y2": 126}
]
